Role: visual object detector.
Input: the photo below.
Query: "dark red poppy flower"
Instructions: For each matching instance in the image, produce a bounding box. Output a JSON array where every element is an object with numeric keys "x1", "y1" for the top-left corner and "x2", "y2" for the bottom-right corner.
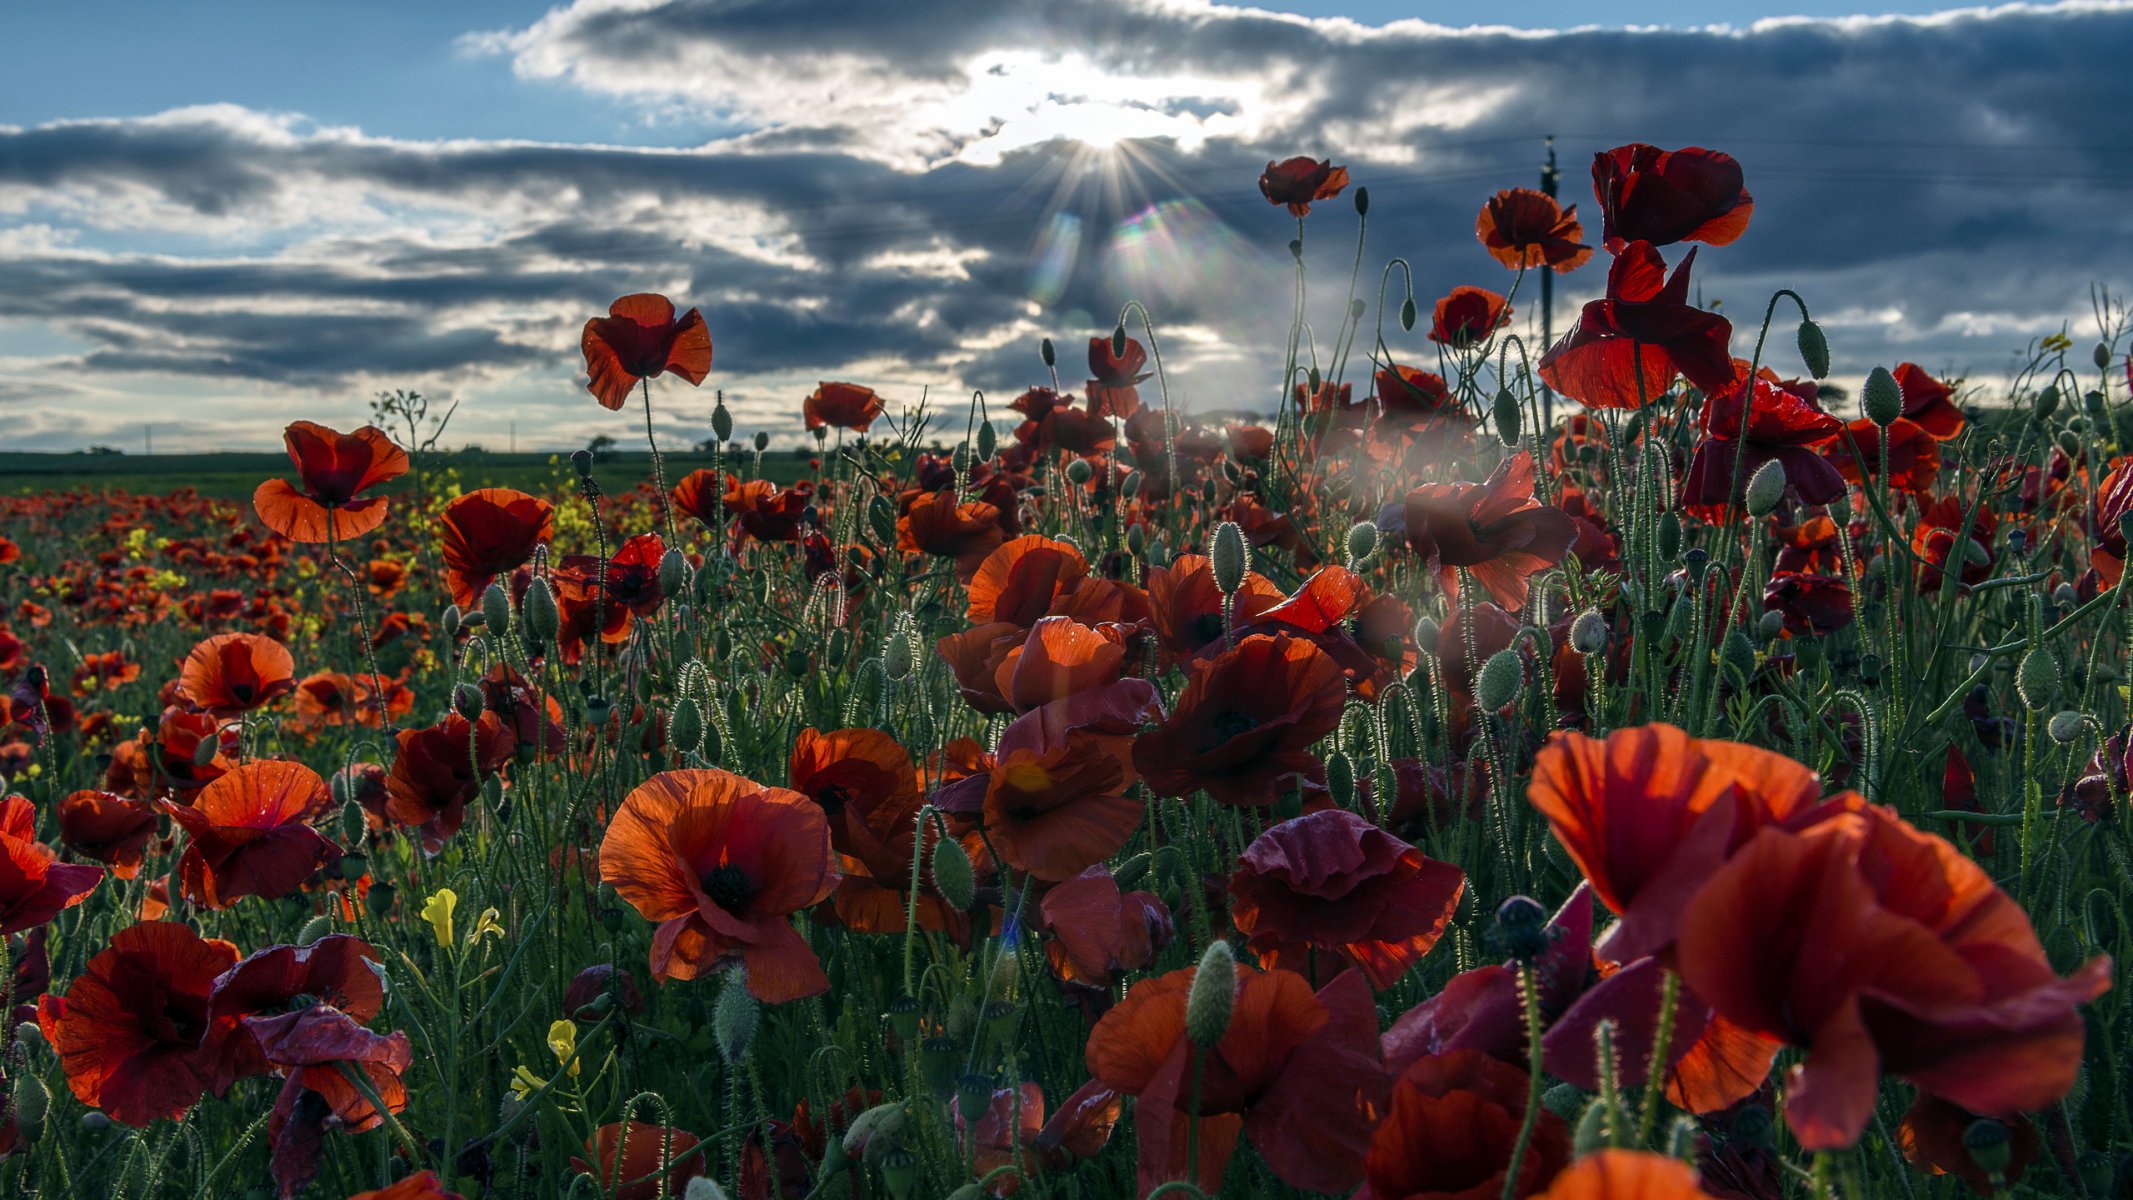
[
  {"x1": 385, "y1": 712, "x2": 513, "y2": 850},
  {"x1": 573, "y1": 1122, "x2": 704, "y2": 1200},
  {"x1": 56, "y1": 789, "x2": 158, "y2": 879},
  {"x1": 202, "y1": 934, "x2": 384, "y2": 1095},
  {"x1": 1032, "y1": 402, "x2": 1118, "y2": 456},
  {"x1": 1145, "y1": 553, "x2": 1284, "y2": 661},
  {"x1": 1898, "y1": 1094, "x2": 2040, "y2": 1195},
  {"x1": 1892, "y1": 362, "x2": 1965, "y2": 440},
  {"x1": 1763, "y1": 570, "x2": 1855, "y2": 636},
  {"x1": 1826, "y1": 417, "x2": 1942, "y2": 495},
  {"x1": 1538, "y1": 242, "x2": 1735, "y2": 408},
  {"x1": 1403, "y1": 451, "x2": 1578, "y2": 611},
  {"x1": 721, "y1": 476, "x2": 816, "y2": 545},
  {"x1": 0, "y1": 794, "x2": 103, "y2": 933},
  {"x1": 176, "y1": 631, "x2": 296, "y2": 717},
  {"x1": 253, "y1": 421, "x2": 408, "y2": 544},
  {"x1": 1259, "y1": 156, "x2": 1351, "y2": 216},
  {"x1": 1677, "y1": 797, "x2": 2112, "y2": 1150},
  {"x1": 804, "y1": 381, "x2": 885, "y2": 433},
  {"x1": 898, "y1": 491, "x2": 1006, "y2": 580},
  {"x1": 1680, "y1": 370, "x2": 1846, "y2": 517},
  {"x1": 962, "y1": 680, "x2": 1159, "y2": 880},
  {"x1": 955, "y1": 1079, "x2": 1122, "y2": 1191},
  {"x1": 1134, "y1": 634, "x2": 1344, "y2": 807},
  {"x1": 582, "y1": 293, "x2": 713, "y2": 411},
  {"x1": 599, "y1": 768, "x2": 839, "y2": 1001},
  {"x1": 2094, "y1": 458, "x2": 2133, "y2": 586},
  {"x1": 1354, "y1": 1048, "x2": 1569, "y2": 1200},
  {"x1": 437, "y1": 488, "x2": 553, "y2": 608},
  {"x1": 1430, "y1": 286, "x2": 1512, "y2": 349},
  {"x1": 38, "y1": 921, "x2": 241, "y2": 1125},
  {"x1": 1477, "y1": 187, "x2": 1594, "y2": 273},
  {"x1": 162, "y1": 760, "x2": 337, "y2": 909},
  {"x1": 1089, "y1": 963, "x2": 1386, "y2": 1194},
  {"x1": 559, "y1": 531, "x2": 669, "y2": 620},
  {"x1": 1042, "y1": 864, "x2": 1172, "y2": 998},
  {"x1": 1088, "y1": 334, "x2": 1153, "y2": 417},
  {"x1": 1373, "y1": 363, "x2": 1464, "y2": 432},
  {"x1": 1911, "y1": 494, "x2": 1996, "y2": 591},
  {"x1": 563, "y1": 963, "x2": 645, "y2": 1021},
  {"x1": 1592, "y1": 144, "x2": 1754, "y2": 251},
  {"x1": 1230, "y1": 810, "x2": 1464, "y2": 989}
]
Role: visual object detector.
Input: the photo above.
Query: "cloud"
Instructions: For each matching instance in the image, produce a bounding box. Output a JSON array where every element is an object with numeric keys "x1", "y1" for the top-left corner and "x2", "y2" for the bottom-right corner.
[{"x1": 1, "y1": 0, "x2": 2130, "y2": 449}]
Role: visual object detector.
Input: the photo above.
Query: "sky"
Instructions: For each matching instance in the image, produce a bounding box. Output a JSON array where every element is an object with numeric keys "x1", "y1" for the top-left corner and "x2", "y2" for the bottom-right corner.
[{"x1": 1, "y1": 0, "x2": 2128, "y2": 453}]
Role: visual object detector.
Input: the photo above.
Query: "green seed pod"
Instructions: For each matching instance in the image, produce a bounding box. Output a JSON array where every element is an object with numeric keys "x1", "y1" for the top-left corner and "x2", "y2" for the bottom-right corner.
[
  {"x1": 714, "y1": 970, "x2": 760, "y2": 1063},
  {"x1": 1863, "y1": 366, "x2": 1903, "y2": 427},
  {"x1": 1569, "y1": 608, "x2": 1609, "y2": 655},
  {"x1": 2017, "y1": 648, "x2": 2059, "y2": 711},
  {"x1": 1656, "y1": 511, "x2": 1682, "y2": 562},
  {"x1": 1962, "y1": 1118, "x2": 2012, "y2": 1180},
  {"x1": 2076, "y1": 1151, "x2": 2116, "y2": 1198},
  {"x1": 930, "y1": 835, "x2": 975, "y2": 910},
  {"x1": 524, "y1": 576, "x2": 560, "y2": 643},
  {"x1": 879, "y1": 1148, "x2": 918, "y2": 1200},
  {"x1": 1065, "y1": 457, "x2": 1093, "y2": 486},
  {"x1": 1797, "y1": 318, "x2": 1830, "y2": 379},
  {"x1": 671, "y1": 698, "x2": 704, "y2": 755},
  {"x1": 659, "y1": 549, "x2": 690, "y2": 598},
  {"x1": 1475, "y1": 649, "x2": 1524, "y2": 711},
  {"x1": 2048, "y1": 710, "x2": 2089, "y2": 744},
  {"x1": 884, "y1": 629, "x2": 917, "y2": 682},
  {"x1": 1744, "y1": 458, "x2": 1787, "y2": 517},
  {"x1": 1399, "y1": 296, "x2": 1417, "y2": 332},
  {"x1": 1492, "y1": 389, "x2": 1522, "y2": 447},
  {"x1": 1187, "y1": 941, "x2": 1237, "y2": 1047},
  {"x1": 1210, "y1": 521, "x2": 1249, "y2": 595},
  {"x1": 2038, "y1": 385, "x2": 2061, "y2": 420},
  {"x1": 1324, "y1": 751, "x2": 1356, "y2": 809},
  {"x1": 1344, "y1": 521, "x2": 1378, "y2": 566},
  {"x1": 340, "y1": 798, "x2": 367, "y2": 846},
  {"x1": 482, "y1": 582, "x2": 512, "y2": 636}
]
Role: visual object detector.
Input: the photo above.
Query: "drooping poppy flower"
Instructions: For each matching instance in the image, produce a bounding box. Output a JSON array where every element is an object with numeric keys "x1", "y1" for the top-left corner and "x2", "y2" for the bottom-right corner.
[
  {"x1": 1592, "y1": 144, "x2": 1754, "y2": 252},
  {"x1": 384, "y1": 713, "x2": 513, "y2": 850},
  {"x1": 573, "y1": 1122, "x2": 705, "y2": 1200},
  {"x1": 436, "y1": 488, "x2": 553, "y2": 608},
  {"x1": 1430, "y1": 286, "x2": 1513, "y2": 350},
  {"x1": 1133, "y1": 634, "x2": 1345, "y2": 808},
  {"x1": 1676, "y1": 797, "x2": 2113, "y2": 1150},
  {"x1": 1762, "y1": 570, "x2": 1855, "y2": 636},
  {"x1": 1532, "y1": 1150, "x2": 1720, "y2": 1200},
  {"x1": 954, "y1": 1080, "x2": 1122, "y2": 1193},
  {"x1": 1354, "y1": 1048, "x2": 1569, "y2": 1200},
  {"x1": 1477, "y1": 187, "x2": 1594, "y2": 273},
  {"x1": 202, "y1": 934, "x2": 385, "y2": 1095},
  {"x1": 1230, "y1": 809, "x2": 1464, "y2": 989},
  {"x1": 1259, "y1": 156, "x2": 1350, "y2": 216},
  {"x1": 582, "y1": 293, "x2": 713, "y2": 411},
  {"x1": 161, "y1": 760, "x2": 337, "y2": 909},
  {"x1": 1891, "y1": 362, "x2": 1965, "y2": 440},
  {"x1": 1897, "y1": 1094, "x2": 2041, "y2": 1196},
  {"x1": 804, "y1": 381, "x2": 886, "y2": 433},
  {"x1": 1041, "y1": 864, "x2": 1173, "y2": 1000},
  {"x1": 38, "y1": 920, "x2": 241, "y2": 1125},
  {"x1": 1088, "y1": 334, "x2": 1152, "y2": 418},
  {"x1": 176, "y1": 631, "x2": 296, "y2": 717},
  {"x1": 1403, "y1": 451, "x2": 1578, "y2": 611},
  {"x1": 1680, "y1": 370, "x2": 1846, "y2": 518},
  {"x1": 1538, "y1": 242, "x2": 1735, "y2": 408},
  {"x1": 0, "y1": 794, "x2": 103, "y2": 933},
  {"x1": 1826, "y1": 417, "x2": 1942, "y2": 495},
  {"x1": 898, "y1": 490, "x2": 1006, "y2": 580},
  {"x1": 967, "y1": 680, "x2": 1160, "y2": 881},
  {"x1": 252, "y1": 421, "x2": 409, "y2": 543},
  {"x1": 598, "y1": 769, "x2": 839, "y2": 1001},
  {"x1": 1089, "y1": 963, "x2": 1386, "y2": 1194},
  {"x1": 1145, "y1": 553, "x2": 1284, "y2": 661},
  {"x1": 56, "y1": 789, "x2": 158, "y2": 879}
]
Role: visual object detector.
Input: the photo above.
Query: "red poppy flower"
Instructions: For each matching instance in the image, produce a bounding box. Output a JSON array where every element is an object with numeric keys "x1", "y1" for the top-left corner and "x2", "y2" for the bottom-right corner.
[
  {"x1": 1763, "y1": 570, "x2": 1855, "y2": 636},
  {"x1": 1892, "y1": 362, "x2": 1965, "y2": 439},
  {"x1": 1133, "y1": 634, "x2": 1343, "y2": 808},
  {"x1": 0, "y1": 794, "x2": 103, "y2": 933},
  {"x1": 437, "y1": 488, "x2": 553, "y2": 608},
  {"x1": 829, "y1": 759, "x2": 977, "y2": 940},
  {"x1": 582, "y1": 293, "x2": 713, "y2": 411},
  {"x1": 1532, "y1": 1150, "x2": 1719, "y2": 1199},
  {"x1": 1031, "y1": 402, "x2": 1118, "y2": 456},
  {"x1": 254, "y1": 998, "x2": 415, "y2": 1196},
  {"x1": 1911, "y1": 494, "x2": 1996, "y2": 592},
  {"x1": 348, "y1": 1172, "x2": 466, "y2": 1200},
  {"x1": 72, "y1": 650, "x2": 140, "y2": 694},
  {"x1": 1538, "y1": 242, "x2": 1735, "y2": 408},
  {"x1": 1677, "y1": 798, "x2": 2113, "y2": 1150},
  {"x1": 1355, "y1": 1048, "x2": 1570, "y2": 1200},
  {"x1": 558, "y1": 531, "x2": 669, "y2": 621},
  {"x1": 1145, "y1": 553, "x2": 1284, "y2": 660},
  {"x1": 253, "y1": 421, "x2": 409, "y2": 543},
  {"x1": 290, "y1": 670, "x2": 412, "y2": 732},
  {"x1": 967, "y1": 535, "x2": 1090, "y2": 627},
  {"x1": 1430, "y1": 286, "x2": 1513, "y2": 349},
  {"x1": 1826, "y1": 417, "x2": 1942, "y2": 495},
  {"x1": 573, "y1": 1122, "x2": 704, "y2": 1200},
  {"x1": 804, "y1": 381, "x2": 885, "y2": 433},
  {"x1": 898, "y1": 491, "x2": 1007, "y2": 580},
  {"x1": 721, "y1": 475, "x2": 816, "y2": 545},
  {"x1": 598, "y1": 769, "x2": 839, "y2": 1001},
  {"x1": 202, "y1": 934, "x2": 384, "y2": 1094},
  {"x1": 1592, "y1": 144, "x2": 1754, "y2": 252},
  {"x1": 1898, "y1": 1094, "x2": 2040, "y2": 1196},
  {"x1": 56, "y1": 789, "x2": 158, "y2": 879},
  {"x1": 1088, "y1": 334, "x2": 1152, "y2": 418},
  {"x1": 1403, "y1": 451, "x2": 1579, "y2": 611},
  {"x1": 1230, "y1": 809, "x2": 1464, "y2": 989},
  {"x1": 955, "y1": 1080, "x2": 1122, "y2": 1192},
  {"x1": 38, "y1": 921, "x2": 241, "y2": 1125},
  {"x1": 1089, "y1": 963, "x2": 1386, "y2": 1194},
  {"x1": 1477, "y1": 187, "x2": 1594, "y2": 273},
  {"x1": 1041, "y1": 864, "x2": 1172, "y2": 996},
  {"x1": 1373, "y1": 363, "x2": 1465, "y2": 432},
  {"x1": 2096, "y1": 458, "x2": 2133, "y2": 586},
  {"x1": 1259, "y1": 156, "x2": 1351, "y2": 216},
  {"x1": 1680, "y1": 370, "x2": 1846, "y2": 517},
  {"x1": 991, "y1": 616, "x2": 1131, "y2": 714},
  {"x1": 965, "y1": 680, "x2": 1160, "y2": 881},
  {"x1": 161, "y1": 760, "x2": 337, "y2": 909},
  {"x1": 788, "y1": 726, "x2": 920, "y2": 852},
  {"x1": 384, "y1": 713, "x2": 513, "y2": 850},
  {"x1": 176, "y1": 631, "x2": 296, "y2": 717}
]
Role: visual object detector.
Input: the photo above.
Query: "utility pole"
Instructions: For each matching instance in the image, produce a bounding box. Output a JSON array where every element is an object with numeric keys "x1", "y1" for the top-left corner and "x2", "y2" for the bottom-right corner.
[
  {"x1": 1539, "y1": 135, "x2": 1559, "y2": 430},
  {"x1": 144, "y1": 424, "x2": 152, "y2": 456},
  {"x1": 510, "y1": 421, "x2": 516, "y2": 454}
]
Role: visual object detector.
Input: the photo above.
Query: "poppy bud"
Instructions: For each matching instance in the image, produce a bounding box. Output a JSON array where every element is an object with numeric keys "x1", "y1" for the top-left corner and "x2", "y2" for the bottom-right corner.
[
  {"x1": 2093, "y1": 342, "x2": 2115, "y2": 371},
  {"x1": 1324, "y1": 751, "x2": 1356, "y2": 809},
  {"x1": 1863, "y1": 367, "x2": 1903, "y2": 427},
  {"x1": 340, "y1": 798, "x2": 367, "y2": 845},
  {"x1": 714, "y1": 969, "x2": 759, "y2": 1063},
  {"x1": 1125, "y1": 523, "x2": 1146, "y2": 556},
  {"x1": 685, "y1": 1177, "x2": 733, "y2": 1200},
  {"x1": 711, "y1": 400, "x2": 733, "y2": 444},
  {"x1": 2058, "y1": 429, "x2": 2082, "y2": 457},
  {"x1": 1344, "y1": 521, "x2": 1378, "y2": 566},
  {"x1": 2048, "y1": 710, "x2": 2090, "y2": 744},
  {"x1": 670, "y1": 698, "x2": 704, "y2": 755},
  {"x1": 930, "y1": 835, "x2": 975, "y2": 910},
  {"x1": 1399, "y1": 296, "x2": 1417, "y2": 332},
  {"x1": 1353, "y1": 185, "x2": 1369, "y2": 216},
  {"x1": 1065, "y1": 458, "x2": 1093, "y2": 486},
  {"x1": 1797, "y1": 318, "x2": 1830, "y2": 380},
  {"x1": 1349, "y1": 297, "x2": 1366, "y2": 320},
  {"x1": 1187, "y1": 941, "x2": 1236, "y2": 1047},
  {"x1": 13, "y1": 1072, "x2": 48, "y2": 1137},
  {"x1": 1289, "y1": 238, "x2": 1303, "y2": 260},
  {"x1": 1656, "y1": 511, "x2": 1681, "y2": 562},
  {"x1": 2054, "y1": 582, "x2": 2078, "y2": 607},
  {"x1": 944, "y1": 1187, "x2": 982, "y2": 1200},
  {"x1": 570, "y1": 449, "x2": 596, "y2": 479},
  {"x1": 1210, "y1": 521, "x2": 1249, "y2": 595},
  {"x1": 884, "y1": 629, "x2": 917, "y2": 682},
  {"x1": 1040, "y1": 337, "x2": 1056, "y2": 368},
  {"x1": 1744, "y1": 458, "x2": 1787, "y2": 517},
  {"x1": 1475, "y1": 649, "x2": 1524, "y2": 711},
  {"x1": 1757, "y1": 609, "x2": 1784, "y2": 641},
  {"x1": 1962, "y1": 1118, "x2": 2012, "y2": 1180},
  {"x1": 1574, "y1": 1092, "x2": 1627, "y2": 1157},
  {"x1": 482, "y1": 582, "x2": 512, "y2": 636},
  {"x1": 867, "y1": 494, "x2": 897, "y2": 546},
  {"x1": 746, "y1": 431, "x2": 766, "y2": 454},
  {"x1": 1412, "y1": 616, "x2": 1440, "y2": 653},
  {"x1": 192, "y1": 734, "x2": 221, "y2": 767},
  {"x1": 1493, "y1": 389, "x2": 1522, "y2": 447},
  {"x1": 82, "y1": 1111, "x2": 112, "y2": 1132},
  {"x1": 2017, "y1": 648, "x2": 2059, "y2": 711},
  {"x1": 297, "y1": 914, "x2": 334, "y2": 946},
  {"x1": 451, "y1": 682, "x2": 483, "y2": 722},
  {"x1": 1569, "y1": 608, "x2": 1609, "y2": 655},
  {"x1": 1721, "y1": 631, "x2": 1758, "y2": 688},
  {"x1": 659, "y1": 549, "x2": 690, "y2": 598},
  {"x1": 1111, "y1": 324, "x2": 1129, "y2": 359},
  {"x1": 442, "y1": 605, "x2": 463, "y2": 640},
  {"x1": 976, "y1": 419, "x2": 997, "y2": 461},
  {"x1": 524, "y1": 577, "x2": 560, "y2": 643},
  {"x1": 2039, "y1": 385, "x2": 2062, "y2": 420},
  {"x1": 1491, "y1": 895, "x2": 1550, "y2": 963}
]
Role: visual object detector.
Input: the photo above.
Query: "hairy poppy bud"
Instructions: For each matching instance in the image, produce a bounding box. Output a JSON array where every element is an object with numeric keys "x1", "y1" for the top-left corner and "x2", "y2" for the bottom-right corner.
[
  {"x1": 715, "y1": 969, "x2": 759, "y2": 1063},
  {"x1": 1797, "y1": 318, "x2": 1830, "y2": 379},
  {"x1": 340, "y1": 798, "x2": 367, "y2": 845},
  {"x1": 1475, "y1": 648, "x2": 1524, "y2": 711},
  {"x1": 1493, "y1": 389, "x2": 1522, "y2": 447},
  {"x1": 976, "y1": 419, "x2": 997, "y2": 461},
  {"x1": 2048, "y1": 710, "x2": 2090, "y2": 744},
  {"x1": 1210, "y1": 521, "x2": 1249, "y2": 595},
  {"x1": 930, "y1": 835, "x2": 975, "y2": 910},
  {"x1": 1040, "y1": 337, "x2": 1056, "y2": 368},
  {"x1": 1962, "y1": 1118, "x2": 2012, "y2": 1179},
  {"x1": 2095, "y1": 342, "x2": 2114, "y2": 372},
  {"x1": 1656, "y1": 511, "x2": 1682, "y2": 562},
  {"x1": 1744, "y1": 458, "x2": 1787, "y2": 517},
  {"x1": 524, "y1": 576, "x2": 559, "y2": 643},
  {"x1": 452, "y1": 682, "x2": 484, "y2": 722},
  {"x1": 1324, "y1": 751, "x2": 1356, "y2": 809},
  {"x1": 1399, "y1": 295, "x2": 1417, "y2": 332},
  {"x1": 481, "y1": 582, "x2": 513, "y2": 634},
  {"x1": 2038, "y1": 385, "x2": 2061, "y2": 420},
  {"x1": 1412, "y1": 616, "x2": 1440, "y2": 653},
  {"x1": 1125, "y1": 523, "x2": 1146, "y2": 556},
  {"x1": 442, "y1": 604, "x2": 463, "y2": 640},
  {"x1": 13, "y1": 1072, "x2": 47, "y2": 1137},
  {"x1": 1344, "y1": 521, "x2": 1378, "y2": 566},
  {"x1": 1721, "y1": 631, "x2": 1758, "y2": 688},
  {"x1": 1187, "y1": 941, "x2": 1236, "y2": 1047},
  {"x1": 658, "y1": 549, "x2": 690, "y2": 598},
  {"x1": 751, "y1": 430, "x2": 770, "y2": 453},
  {"x1": 2058, "y1": 429, "x2": 2082, "y2": 457},
  {"x1": 685, "y1": 1177, "x2": 733, "y2": 1200},
  {"x1": 1569, "y1": 608, "x2": 1609, "y2": 655},
  {"x1": 2017, "y1": 648, "x2": 2058, "y2": 711},
  {"x1": 1757, "y1": 609, "x2": 1784, "y2": 641},
  {"x1": 1353, "y1": 185, "x2": 1369, "y2": 216},
  {"x1": 297, "y1": 914, "x2": 334, "y2": 945},
  {"x1": 192, "y1": 733, "x2": 221, "y2": 768},
  {"x1": 1065, "y1": 457, "x2": 1093, "y2": 486},
  {"x1": 866, "y1": 494, "x2": 897, "y2": 546},
  {"x1": 670, "y1": 698, "x2": 704, "y2": 755},
  {"x1": 884, "y1": 630, "x2": 917, "y2": 682},
  {"x1": 711, "y1": 399, "x2": 733, "y2": 444},
  {"x1": 1863, "y1": 366, "x2": 1903, "y2": 427},
  {"x1": 1121, "y1": 470, "x2": 1143, "y2": 500}
]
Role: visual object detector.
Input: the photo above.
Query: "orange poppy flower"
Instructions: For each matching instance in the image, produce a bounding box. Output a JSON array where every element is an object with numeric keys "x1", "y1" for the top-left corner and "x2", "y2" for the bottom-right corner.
[
  {"x1": 1476, "y1": 187, "x2": 1594, "y2": 273},
  {"x1": 2096, "y1": 458, "x2": 2133, "y2": 586},
  {"x1": 176, "y1": 631, "x2": 296, "y2": 717},
  {"x1": 252, "y1": 421, "x2": 409, "y2": 543},
  {"x1": 991, "y1": 617, "x2": 1131, "y2": 714},
  {"x1": 0, "y1": 793, "x2": 103, "y2": 933},
  {"x1": 384, "y1": 713, "x2": 513, "y2": 850},
  {"x1": 1676, "y1": 798, "x2": 2113, "y2": 1150},
  {"x1": 573, "y1": 1122, "x2": 704, "y2": 1200},
  {"x1": 827, "y1": 754, "x2": 979, "y2": 940},
  {"x1": 598, "y1": 769, "x2": 839, "y2": 1002},
  {"x1": 721, "y1": 475, "x2": 816, "y2": 544},
  {"x1": 1355, "y1": 1049, "x2": 1569, "y2": 1200},
  {"x1": 1827, "y1": 416, "x2": 1942, "y2": 495},
  {"x1": 1403, "y1": 451, "x2": 1578, "y2": 612},
  {"x1": 968, "y1": 535, "x2": 1089, "y2": 626},
  {"x1": 291, "y1": 670, "x2": 412, "y2": 731},
  {"x1": 804, "y1": 381, "x2": 885, "y2": 433},
  {"x1": 1230, "y1": 809, "x2": 1464, "y2": 989},
  {"x1": 898, "y1": 490, "x2": 1006, "y2": 580},
  {"x1": 1891, "y1": 362, "x2": 1965, "y2": 439},
  {"x1": 937, "y1": 621, "x2": 1027, "y2": 715},
  {"x1": 582, "y1": 293, "x2": 713, "y2": 411},
  {"x1": 970, "y1": 679, "x2": 1159, "y2": 881},
  {"x1": 437, "y1": 488, "x2": 553, "y2": 608},
  {"x1": 56, "y1": 789, "x2": 158, "y2": 879},
  {"x1": 788, "y1": 726, "x2": 920, "y2": 853},
  {"x1": 1133, "y1": 634, "x2": 1344, "y2": 808},
  {"x1": 38, "y1": 921, "x2": 242, "y2": 1125},
  {"x1": 348, "y1": 1172, "x2": 466, "y2": 1200},
  {"x1": 1144, "y1": 553, "x2": 1283, "y2": 662},
  {"x1": 1531, "y1": 1150, "x2": 1718, "y2": 1199},
  {"x1": 161, "y1": 760, "x2": 337, "y2": 909},
  {"x1": 1430, "y1": 286, "x2": 1512, "y2": 349},
  {"x1": 1592, "y1": 143, "x2": 1753, "y2": 252},
  {"x1": 1259, "y1": 156, "x2": 1351, "y2": 216}
]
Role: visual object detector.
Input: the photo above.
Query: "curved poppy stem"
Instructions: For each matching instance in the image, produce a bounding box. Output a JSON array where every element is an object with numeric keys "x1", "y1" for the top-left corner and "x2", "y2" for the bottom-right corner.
[
  {"x1": 326, "y1": 508, "x2": 392, "y2": 732},
  {"x1": 640, "y1": 376, "x2": 677, "y2": 546}
]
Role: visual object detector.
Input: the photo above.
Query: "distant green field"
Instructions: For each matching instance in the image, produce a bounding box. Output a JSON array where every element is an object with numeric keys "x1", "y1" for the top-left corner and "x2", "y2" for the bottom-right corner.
[{"x1": 0, "y1": 449, "x2": 812, "y2": 500}]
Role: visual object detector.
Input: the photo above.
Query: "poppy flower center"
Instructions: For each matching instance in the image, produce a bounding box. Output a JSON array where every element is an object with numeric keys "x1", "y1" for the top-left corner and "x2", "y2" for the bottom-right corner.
[
  {"x1": 1208, "y1": 710, "x2": 1260, "y2": 745},
  {"x1": 701, "y1": 864, "x2": 755, "y2": 912},
  {"x1": 231, "y1": 681, "x2": 256, "y2": 702}
]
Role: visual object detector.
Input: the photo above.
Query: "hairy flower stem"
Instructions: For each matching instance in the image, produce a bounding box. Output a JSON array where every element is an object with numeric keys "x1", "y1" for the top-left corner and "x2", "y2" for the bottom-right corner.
[{"x1": 1501, "y1": 963, "x2": 1546, "y2": 1200}]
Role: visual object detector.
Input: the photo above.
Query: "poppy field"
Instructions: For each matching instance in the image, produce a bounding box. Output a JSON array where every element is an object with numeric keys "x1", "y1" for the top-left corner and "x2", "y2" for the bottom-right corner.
[{"x1": 0, "y1": 143, "x2": 2128, "y2": 1200}]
